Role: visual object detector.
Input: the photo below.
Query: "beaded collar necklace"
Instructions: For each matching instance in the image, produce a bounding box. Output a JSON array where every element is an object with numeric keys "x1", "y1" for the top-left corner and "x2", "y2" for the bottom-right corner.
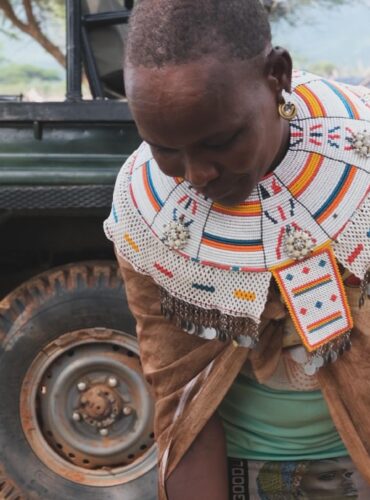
[{"x1": 105, "y1": 71, "x2": 370, "y2": 373}]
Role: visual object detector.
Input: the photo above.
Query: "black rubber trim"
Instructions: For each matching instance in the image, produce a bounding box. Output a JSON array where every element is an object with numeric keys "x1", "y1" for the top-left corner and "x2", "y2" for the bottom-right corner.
[{"x1": 0, "y1": 185, "x2": 114, "y2": 210}]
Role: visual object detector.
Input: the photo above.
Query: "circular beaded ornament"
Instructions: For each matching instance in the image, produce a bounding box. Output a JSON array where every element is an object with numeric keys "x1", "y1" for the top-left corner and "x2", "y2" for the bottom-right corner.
[
  {"x1": 283, "y1": 228, "x2": 315, "y2": 260},
  {"x1": 162, "y1": 215, "x2": 190, "y2": 250},
  {"x1": 352, "y1": 130, "x2": 370, "y2": 158}
]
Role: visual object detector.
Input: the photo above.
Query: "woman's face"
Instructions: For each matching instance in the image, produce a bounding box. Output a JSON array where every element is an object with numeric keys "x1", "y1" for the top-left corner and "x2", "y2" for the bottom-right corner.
[
  {"x1": 125, "y1": 53, "x2": 291, "y2": 206},
  {"x1": 300, "y1": 459, "x2": 358, "y2": 499}
]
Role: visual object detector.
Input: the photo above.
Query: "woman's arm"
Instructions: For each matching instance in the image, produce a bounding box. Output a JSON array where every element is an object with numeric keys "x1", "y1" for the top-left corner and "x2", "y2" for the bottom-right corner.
[
  {"x1": 115, "y1": 252, "x2": 235, "y2": 499},
  {"x1": 166, "y1": 412, "x2": 229, "y2": 500}
]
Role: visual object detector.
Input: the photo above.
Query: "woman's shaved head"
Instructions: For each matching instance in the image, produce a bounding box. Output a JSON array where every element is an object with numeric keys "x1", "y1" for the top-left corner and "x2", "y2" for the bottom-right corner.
[{"x1": 125, "y1": 0, "x2": 271, "y2": 68}]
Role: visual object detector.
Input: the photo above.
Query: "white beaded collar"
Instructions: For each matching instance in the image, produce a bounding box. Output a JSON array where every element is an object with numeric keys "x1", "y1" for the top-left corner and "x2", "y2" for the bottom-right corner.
[{"x1": 105, "y1": 71, "x2": 370, "y2": 370}]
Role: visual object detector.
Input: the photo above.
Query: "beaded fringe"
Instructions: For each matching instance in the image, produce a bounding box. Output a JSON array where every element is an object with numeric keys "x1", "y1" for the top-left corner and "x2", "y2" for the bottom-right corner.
[
  {"x1": 303, "y1": 331, "x2": 352, "y2": 375},
  {"x1": 159, "y1": 287, "x2": 259, "y2": 346},
  {"x1": 359, "y1": 268, "x2": 370, "y2": 308},
  {"x1": 160, "y1": 288, "x2": 355, "y2": 374}
]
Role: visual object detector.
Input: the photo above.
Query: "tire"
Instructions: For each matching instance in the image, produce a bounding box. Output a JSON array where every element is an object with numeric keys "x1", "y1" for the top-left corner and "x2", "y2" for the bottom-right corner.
[{"x1": 0, "y1": 261, "x2": 158, "y2": 500}]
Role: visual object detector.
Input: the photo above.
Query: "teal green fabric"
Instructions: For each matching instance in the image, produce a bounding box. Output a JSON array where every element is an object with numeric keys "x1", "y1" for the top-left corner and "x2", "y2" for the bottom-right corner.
[{"x1": 218, "y1": 373, "x2": 348, "y2": 461}]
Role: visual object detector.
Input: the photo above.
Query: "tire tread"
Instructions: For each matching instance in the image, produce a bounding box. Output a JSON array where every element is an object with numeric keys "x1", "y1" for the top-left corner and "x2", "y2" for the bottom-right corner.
[
  {"x1": 0, "y1": 465, "x2": 25, "y2": 500},
  {"x1": 0, "y1": 261, "x2": 123, "y2": 344}
]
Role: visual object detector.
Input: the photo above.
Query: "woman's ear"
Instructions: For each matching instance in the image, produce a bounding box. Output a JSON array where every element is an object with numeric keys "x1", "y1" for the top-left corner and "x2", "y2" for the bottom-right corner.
[{"x1": 265, "y1": 47, "x2": 293, "y2": 103}]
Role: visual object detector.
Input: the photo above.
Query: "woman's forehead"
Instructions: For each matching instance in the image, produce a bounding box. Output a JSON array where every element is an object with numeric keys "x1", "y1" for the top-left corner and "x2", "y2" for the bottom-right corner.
[
  {"x1": 128, "y1": 75, "x2": 259, "y2": 147},
  {"x1": 125, "y1": 57, "x2": 262, "y2": 107}
]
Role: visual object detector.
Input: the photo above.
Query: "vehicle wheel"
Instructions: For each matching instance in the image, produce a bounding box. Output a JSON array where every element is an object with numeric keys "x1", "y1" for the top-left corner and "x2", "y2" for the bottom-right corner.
[{"x1": 0, "y1": 261, "x2": 158, "y2": 500}]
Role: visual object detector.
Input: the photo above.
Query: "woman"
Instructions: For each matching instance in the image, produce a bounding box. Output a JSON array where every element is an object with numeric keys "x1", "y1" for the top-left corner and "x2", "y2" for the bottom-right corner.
[{"x1": 104, "y1": 0, "x2": 370, "y2": 498}]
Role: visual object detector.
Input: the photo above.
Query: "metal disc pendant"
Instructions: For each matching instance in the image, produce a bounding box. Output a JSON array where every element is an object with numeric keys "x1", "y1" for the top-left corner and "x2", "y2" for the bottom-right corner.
[
  {"x1": 201, "y1": 327, "x2": 218, "y2": 340},
  {"x1": 312, "y1": 354, "x2": 324, "y2": 369},
  {"x1": 236, "y1": 335, "x2": 254, "y2": 348},
  {"x1": 304, "y1": 361, "x2": 317, "y2": 376},
  {"x1": 328, "y1": 350, "x2": 338, "y2": 363}
]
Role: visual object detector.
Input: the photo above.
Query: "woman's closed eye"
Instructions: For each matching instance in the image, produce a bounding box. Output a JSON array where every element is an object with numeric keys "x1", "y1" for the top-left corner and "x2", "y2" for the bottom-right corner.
[{"x1": 151, "y1": 144, "x2": 179, "y2": 156}]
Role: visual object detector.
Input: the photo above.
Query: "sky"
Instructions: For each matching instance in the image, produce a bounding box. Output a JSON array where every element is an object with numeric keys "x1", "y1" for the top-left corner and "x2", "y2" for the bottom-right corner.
[{"x1": 272, "y1": 0, "x2": 370, "y2": 77}]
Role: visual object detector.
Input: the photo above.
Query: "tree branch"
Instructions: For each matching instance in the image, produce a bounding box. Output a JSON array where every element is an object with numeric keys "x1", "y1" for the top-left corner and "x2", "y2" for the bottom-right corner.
[
  {"x1": 0, "y1": 0, "x2": 66, "y2": 68},
  {"x1": 0, "y1": 0, "x2": 28, "y2": 31},
  {"x1": 23, "y1": 0, "x2": 38, "y2": 25}
]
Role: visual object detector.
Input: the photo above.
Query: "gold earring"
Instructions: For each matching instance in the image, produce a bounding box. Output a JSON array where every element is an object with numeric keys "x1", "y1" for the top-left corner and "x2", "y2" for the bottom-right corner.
[{"x1": 278, "y1": 101, "x2": 297, "y2": 120}]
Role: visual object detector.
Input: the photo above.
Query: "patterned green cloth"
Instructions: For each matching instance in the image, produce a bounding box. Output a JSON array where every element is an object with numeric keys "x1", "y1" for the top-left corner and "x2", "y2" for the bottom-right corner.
[{"x1": 227, "y1": 456, "x2": 369, "y2": 499}]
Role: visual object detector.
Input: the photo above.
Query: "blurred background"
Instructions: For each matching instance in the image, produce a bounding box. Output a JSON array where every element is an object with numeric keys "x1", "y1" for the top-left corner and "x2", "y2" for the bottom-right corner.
[{"x1": 0, "y1": 0, "x2": 369, "y2": 102}]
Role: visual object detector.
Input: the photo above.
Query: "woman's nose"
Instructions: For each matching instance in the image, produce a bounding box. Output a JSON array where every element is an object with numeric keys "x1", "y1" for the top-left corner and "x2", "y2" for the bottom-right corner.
[{"x1": 183, "y1": 155, "x2": 219, "y2": 188}]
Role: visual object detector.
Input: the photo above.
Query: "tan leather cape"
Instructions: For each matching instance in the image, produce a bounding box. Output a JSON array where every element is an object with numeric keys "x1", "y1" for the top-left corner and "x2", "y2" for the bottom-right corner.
[{"x1": 116, "y1": 252, "x2": 370, "y2": 500}]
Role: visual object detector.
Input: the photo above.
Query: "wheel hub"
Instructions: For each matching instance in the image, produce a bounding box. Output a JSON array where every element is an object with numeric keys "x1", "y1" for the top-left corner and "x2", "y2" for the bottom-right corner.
[{"x1": 78, "y1": 383, "x2": 123, "y2": 428}]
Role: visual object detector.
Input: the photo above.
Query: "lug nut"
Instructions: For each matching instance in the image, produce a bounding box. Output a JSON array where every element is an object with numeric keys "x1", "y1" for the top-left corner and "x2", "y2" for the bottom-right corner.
[
  {"x1": 77, "y1": 381, "x2": 87, "y2": 392},
  {"x1": 99, "y1": 428, "x2": 109, "y2": 436},
  {"x1": 108, "y1": 376, "x2": 118, "y2": 388},
  {"x1": 123, "y1": 406, "x2": 133, "y2": 416},
  {"x1": 72, "y1": 412, "x2": 81, "y2": 422}
]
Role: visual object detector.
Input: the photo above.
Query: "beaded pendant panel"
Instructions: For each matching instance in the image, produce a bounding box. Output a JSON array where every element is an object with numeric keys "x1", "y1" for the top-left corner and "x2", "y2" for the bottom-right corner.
[
  {"x1": 273, "y1": 247, "x2": 353, "y2": 352},
  {"x1": 105, "y1": 71, "x2": 370, "y2": 358}
]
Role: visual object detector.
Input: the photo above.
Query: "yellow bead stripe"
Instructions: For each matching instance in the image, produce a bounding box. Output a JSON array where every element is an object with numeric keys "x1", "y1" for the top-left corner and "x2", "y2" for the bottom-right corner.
[
  {"x1": 124, "y1": 233, "x2": 140, "y2": 253},
  {"x1": 233, "y1": 289, "x2": 256, "y2": 302}
]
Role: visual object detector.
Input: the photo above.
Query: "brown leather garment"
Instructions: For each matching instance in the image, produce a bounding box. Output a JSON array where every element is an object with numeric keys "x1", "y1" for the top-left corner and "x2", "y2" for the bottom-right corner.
[{"x1": 116, "y1": 252, "x2": 370, "y2": 498}]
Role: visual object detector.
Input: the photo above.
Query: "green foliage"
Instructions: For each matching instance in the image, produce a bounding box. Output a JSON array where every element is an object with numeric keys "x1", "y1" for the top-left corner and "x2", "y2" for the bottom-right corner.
[
  {"x1": 0, "y1": 63, "x2": 62, "y2": 83},
  {"x1": 31, "y1": 0, "x2": 65, "y2": 24},
  {"x1": 293, "y1": 53, "x2": 340, "y2": 78},
  {"x1": 307, "y1": 61, "x2": 338, "y2": 77},
  {"x1": 34, "y1": 0, "x2": 65, "y2": 16}
]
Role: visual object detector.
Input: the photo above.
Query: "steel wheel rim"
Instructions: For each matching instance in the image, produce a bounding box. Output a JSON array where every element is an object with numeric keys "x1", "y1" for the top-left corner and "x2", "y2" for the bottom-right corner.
[{"x1": 20, "y1": 328, "x2": 157, "y2": 487}]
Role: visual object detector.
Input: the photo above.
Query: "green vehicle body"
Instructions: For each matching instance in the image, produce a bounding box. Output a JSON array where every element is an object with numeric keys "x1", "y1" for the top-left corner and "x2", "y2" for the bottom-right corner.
[{"x1": 0, "y1": 100, "x2": 140, "y2": 298}]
